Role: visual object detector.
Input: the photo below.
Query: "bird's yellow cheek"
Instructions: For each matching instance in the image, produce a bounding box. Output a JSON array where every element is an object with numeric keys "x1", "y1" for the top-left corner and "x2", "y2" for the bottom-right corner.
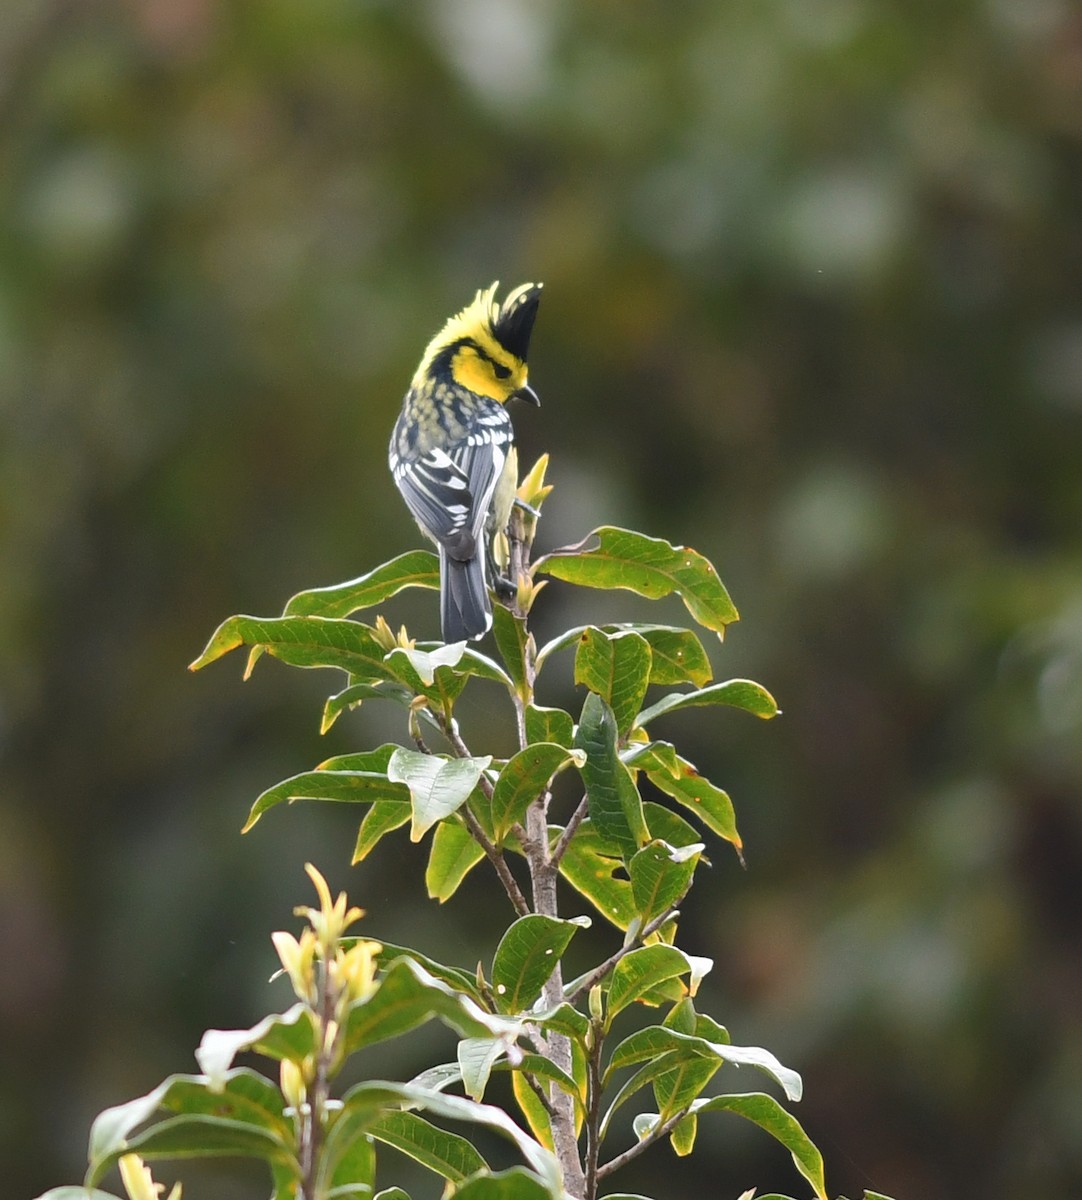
[{"x1": 451, "y1": 349, "x2": 509, "y2": 402}]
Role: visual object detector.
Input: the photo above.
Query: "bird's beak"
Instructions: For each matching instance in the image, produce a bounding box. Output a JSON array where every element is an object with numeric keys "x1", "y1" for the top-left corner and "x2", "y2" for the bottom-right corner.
[{"x1": 513, "y1": 382, "x2": 541, "y2": 406}]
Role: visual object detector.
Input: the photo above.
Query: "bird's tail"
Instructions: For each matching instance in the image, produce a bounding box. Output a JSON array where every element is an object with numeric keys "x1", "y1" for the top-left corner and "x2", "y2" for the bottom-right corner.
[{"x1": 439, "y1": 547, "x2": 492, "y2": 642}]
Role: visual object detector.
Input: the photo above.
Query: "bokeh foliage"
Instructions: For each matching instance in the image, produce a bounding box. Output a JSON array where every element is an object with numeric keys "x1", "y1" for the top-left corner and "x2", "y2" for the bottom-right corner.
[{"x1": 2, "y1": 1, "x2": 1081, "y2": 1198}]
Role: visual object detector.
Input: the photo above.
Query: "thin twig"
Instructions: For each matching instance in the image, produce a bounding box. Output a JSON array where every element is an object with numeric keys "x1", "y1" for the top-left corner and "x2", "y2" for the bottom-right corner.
[
  {"x1": 520, "y1": 1068, "x2": 558, "y2": 1119},
  {"x1": 459, "y1": 804, "x2": 530, "y2": 917},
  {"x1": 595, "y1": 1104, "x2": 694, "y2": 1182},
  {"x1": 549, "y1": 796, "x2": 589, "y2": 869},
  {"x1": 438, "y1": 715, "x2": 529, "y2": 915},
  {"x1": 563, "y1": 907, "x2": 680, "y2": 1006}
]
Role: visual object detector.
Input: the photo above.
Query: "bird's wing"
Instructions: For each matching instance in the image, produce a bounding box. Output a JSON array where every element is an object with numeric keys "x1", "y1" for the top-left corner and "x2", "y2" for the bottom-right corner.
[{"x1": 393, "y1": 412, "x2": 512, "y2": 560}]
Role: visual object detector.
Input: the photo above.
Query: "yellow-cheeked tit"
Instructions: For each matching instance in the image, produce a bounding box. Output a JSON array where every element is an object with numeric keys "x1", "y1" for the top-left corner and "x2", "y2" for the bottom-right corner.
[{"x1": 388, "y1": 282, "x2": 542, "y2": 642}]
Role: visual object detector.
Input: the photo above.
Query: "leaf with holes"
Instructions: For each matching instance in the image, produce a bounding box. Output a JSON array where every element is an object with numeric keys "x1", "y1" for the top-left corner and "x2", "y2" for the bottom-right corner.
[
  {"x1": 556, "y1": 820, "x2": 636, "y2": 931},
  {"x1": 491, "y1": 914, "x2": 590, "y2": 1013}
]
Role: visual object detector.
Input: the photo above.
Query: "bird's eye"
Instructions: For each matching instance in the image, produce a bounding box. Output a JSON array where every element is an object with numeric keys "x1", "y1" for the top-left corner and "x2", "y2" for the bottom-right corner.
[{"x1": 492, "y1": 362, "x2": 512, "y2": 380}]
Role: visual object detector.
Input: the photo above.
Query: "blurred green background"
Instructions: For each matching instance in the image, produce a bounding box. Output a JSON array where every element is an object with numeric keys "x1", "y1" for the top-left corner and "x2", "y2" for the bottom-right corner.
[{"x1": 3, "y1": 1, "x2": 1081, "y2": 1197}]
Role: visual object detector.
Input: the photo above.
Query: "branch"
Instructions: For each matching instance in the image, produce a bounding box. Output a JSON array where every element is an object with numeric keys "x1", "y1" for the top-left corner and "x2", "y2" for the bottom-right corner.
[
  {"x1": 519, "y1": 1067, "x2": 557, "y2": 1119},
  {"x1": 595, "y1": 1104, "x2": 693, "y2": 1182},
  {"x1": 563, "y1": 907, "x2": 680, "y2": 1006},
  {"x1": 583, "y1": 1020, "x2": 604, "y2": 1200},
  {"x1": 458, "y1": 804, "x2": 531, "y2": 918},
  {"x1": 549, "y1": 796, "x2": 589, "y2": 869},
  {"x1": 439, "y1": 715, "x2": 530, "y2": 916}
]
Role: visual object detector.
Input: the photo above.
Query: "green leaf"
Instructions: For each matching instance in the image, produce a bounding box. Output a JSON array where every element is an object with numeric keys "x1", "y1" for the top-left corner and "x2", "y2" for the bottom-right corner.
[
  {"x1": 426, "y1": 820, "x2": 485, "y2": 902},
  {"x1": 511, "y1": 1069, "x2": 553, "y2": 1151},
  {"x1": 315, "y1": 744, "x2": 400, "y2": 772},
  {"x1": 284, "y1": 550, "x2": 440, "y2": 617},
  {"x1": 383, "y1": 646, "x2": 468, "y2": 711},
  {"x1": 574, "y1": 627, "x2": 652, "y2": 737},
  {"x1": 90, "y1": 1115, "x2": 292, "y2": 1183},
  {"x1": 524, "y1": 704, "x2": 575, "y2": 748},
  {"x1": 491, "y1": 914, "x2": 590, "y2": 1012},
  {"x1": 492, "y1": 604, "x2": 530, "y2": 700},
  {"x1": 158, "y1": 1069, "x2": 288, "y2": 1132},
  {"x1": 353, "y1": 800, "x2": 411, "y2": 862},
  {"x1": 195, "y1": 1006, "x2": 318, "y2": 1084},
  {"x1": 528, "y1": 999, "x2": 591, "y2": 1042},
  {"x1": 189, "y1": 615, "x2": 393, "y2": 679},
  {"x1": 630, "y1": 625, "x2": 713, "y2": 687},
  {"x1": 621, "y1": 739, "x2": 681, "y2": 776},
  {"x1": 315, "y1": 1106, "x2": 374, "y2": 1193},
  {"x1": 334, "y1": 1082, "x2": 561, "y2": 1194},
  {"x1": 663, "y1": 996, "x2": 698, "y2": 1035},
  {"x1": 322, "y1": 681, "x2": 412, "y2": 732},
  {"x1": 606, "y1": 946, "x2": 691, "y2": 1026},
  {"x1": 574, "y1": 693, "x2": 649, "y2": 860},
  {"x1": 491, "y1": 743, "x2": 586, "y2": 842},
  {"x1": 598, "y1": 1049, "x2": 689, "y2": 1139},
  {"x1": 652, "y1": 1054, "x2": 719, "y2": 1121},
  {"x1": 374, "y1": 1189, "x2": 412, "y2": 1200},
  {"x1": 638, "y1": 753, "x2": 742, "y2": 855},
  {"x1": 323, "y1": 1127, "x2": 376, "y2": 1193},
  {"x1": 500, "y1": 1054, "x2": 582, "y2": 1110},
  {"x1": 536, "y1": 624, "x2": 712, "y2": 689},
  {"x1": 599, "y1": 1039, "x2": 718, "y2": 1140},
  {"x1": 636, "y1": 678, "x2": 780, "y2": 728},
  {"x1": 342, "y1": 958, "x2": 520, "y2": 1055},
  {"x1": 604, "y1": 1025, "x2": 802, "y2": 1101},
  {"x1": 628, "y1": 840, "x2": 703, "y2": 924},
  {"x1": 87, "y1": 1071, "x2": 297, "y2": 1186},
  {"x1": 687, "y1": 1093, "x2": 826, "y2": 1199},
  {"x1": 641, "y1": 801, "x2": 703, "y2": 849},
  {"x1": 371, "y1": 943, "x2": 481, "y2": 1000},
  {"x1": 386, "y1": 748, "x2": 492, "y2": 842},
  {"x1": 535, "y1": 527, "x2": 738, "y2": 635},
  {"x1": 387, "y1": 642, "x2": 468, "y2": 686},
  {"x1": 668, "y1": 1111, "x2": 697, "y2": 1155},
  {"x1": 368, "y1": 1109, "x2": 486, "y2": 1180},
  {"x1": 454, "y1": 646, "x2": 517, "y2": 689},
  {"x1": 695, "y1": 1011, "x2": 730, "y2": 1044},
  {"x1": 452, "y1": 1166, "x2": 557, "y2": 1200},
  {"x1": 458, "y1": 1036, "x2": 506, "y2": 1101},
  {"x1": 556, "y1": 821, "x2": 636, "y2": 930},
  {"x1": 244, "y1": 768, "x2": 409, "y2": 833}
]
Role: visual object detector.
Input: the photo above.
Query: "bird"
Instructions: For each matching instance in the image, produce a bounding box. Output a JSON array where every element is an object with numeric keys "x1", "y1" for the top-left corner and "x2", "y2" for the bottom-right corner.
[{"x1": 389, "y1": 281, "x2": 543, "y2": 642}]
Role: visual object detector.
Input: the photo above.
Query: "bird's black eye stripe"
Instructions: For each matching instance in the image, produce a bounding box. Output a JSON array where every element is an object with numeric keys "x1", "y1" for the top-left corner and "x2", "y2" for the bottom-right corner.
[{"x1": 461, "y1": 337, "x2": 513, "y2": 379}]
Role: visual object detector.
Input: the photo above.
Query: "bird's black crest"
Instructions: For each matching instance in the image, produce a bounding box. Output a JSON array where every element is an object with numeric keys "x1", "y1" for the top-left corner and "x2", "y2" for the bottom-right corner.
[{"x1": 492, "y1": 284, "x2": 543, "y2": 362}]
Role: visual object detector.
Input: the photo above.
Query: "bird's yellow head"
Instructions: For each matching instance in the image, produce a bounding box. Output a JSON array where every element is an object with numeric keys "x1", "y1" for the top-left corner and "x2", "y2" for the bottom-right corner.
[{"x1": 413, "y1": 281, "x2": 543, "y2": 405}]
